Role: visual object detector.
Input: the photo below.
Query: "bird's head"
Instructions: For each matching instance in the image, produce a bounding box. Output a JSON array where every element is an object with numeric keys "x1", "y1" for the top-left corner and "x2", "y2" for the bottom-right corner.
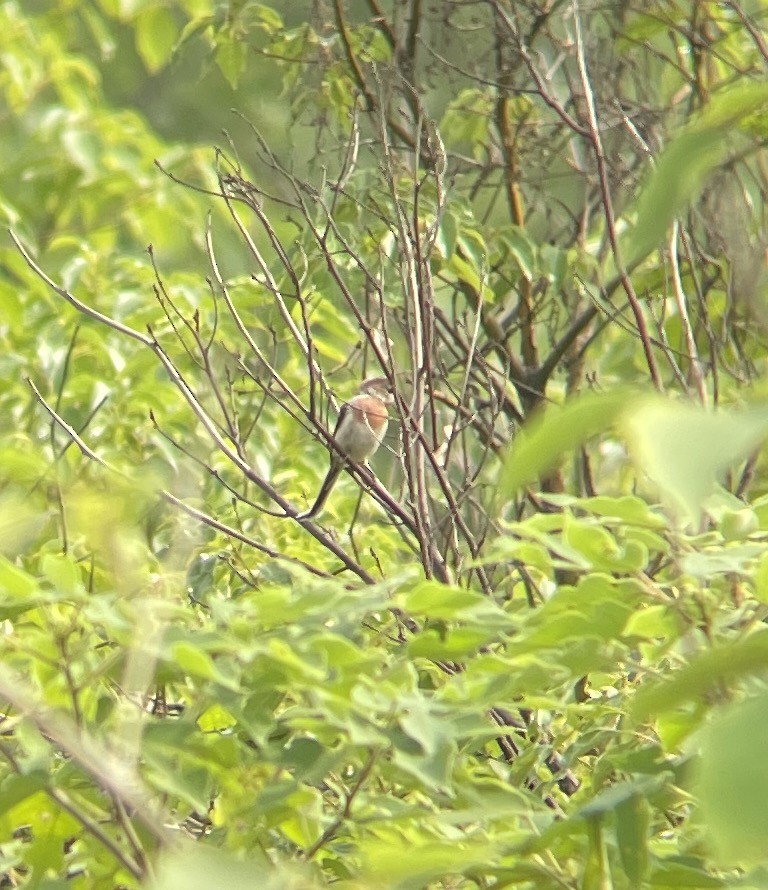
[{"x1": 359, "y1": 376, "x2": 394, "y2": 404}]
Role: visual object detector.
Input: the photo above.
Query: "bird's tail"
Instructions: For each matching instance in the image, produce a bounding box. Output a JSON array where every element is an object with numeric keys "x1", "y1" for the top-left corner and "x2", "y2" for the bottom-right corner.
[{"x1": 298, "y1": 459, "x2": 344, "y2": 519}]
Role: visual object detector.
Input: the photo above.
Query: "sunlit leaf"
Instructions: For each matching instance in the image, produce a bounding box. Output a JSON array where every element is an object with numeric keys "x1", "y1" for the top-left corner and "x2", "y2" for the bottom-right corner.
[
  {"x1": 501, "y1": 226, "x2": 536, "y2": 281},
  {"x1": 625, "y1": 401, "x2": 768, "y2": 522},
  {"x1": 152, "y1": 843, "x2": 300, "y2": 890},
  {"x1": 215, "y1": 38, "x2": 246, "y2": 89},
  {"x1": 500, "y1": 390, "x2": 634, "y2": 495},
  {"x1": 625, "y1": 82, "x2": 768, "y2": 264},
  {"x1": 135, "y1": 6, "x2": 177, "y2": 73},
  {"x1": 632, "y1": 630, "x2": 768, "y2": 720},
  {"x1": 698, "y1": 693, "x2": 768, "y2": 865}
]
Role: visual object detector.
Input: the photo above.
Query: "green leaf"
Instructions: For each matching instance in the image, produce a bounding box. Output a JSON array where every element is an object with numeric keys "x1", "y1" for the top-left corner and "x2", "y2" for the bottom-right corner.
[
  {"x1": 500, "y1": 389, "x2": 633, "y2": 495},
  {"x1": 407, "y1": 627, "x2": 494, "y2": 660},
  {"x1": 563, "y1": 517, "x2": 620, "y2": 569},
  {"x1": 624, "y1": 604, "x2": 678, "y2": 640},
  {"x1": 616, "y1": 794, "x2": 650, "y2": 888},
  {"x1": 625, "y1": 82, "x2": 768, "y2": 264},
  {"x1": 578, "y1": 495, "x2": 667, "y2": 528},
  {"x1": 681, "y1": 543, "x2": 764, "y2": 579},
  {"x1": 514, "y1": 575, "x2": 641, "y2": 673},
  {"x1": 625, "y1": 401, "x2": 768, "y2": 522},
  {"x1": 171, "y1": 641, "x2": 240, "y2": 690},
  {"x1": 152, "y1": 843, "x2": 287, "y2": 890},
  {"x1": 134, "y1": 6, "x2": 177, "y2": 73},
  {"x1": 215, "y1": 38, "x2": 247, "y2": 90},
  {"x1": 362, "y1": 836, "x2": 495, "y2": 887},
  {"x1": 648, "y1": 859, "x2": 726, "y2": 887},
  {"x1": 656, "y1": 707, "x2": 706, "y2": 751},
  {"x1": 449, "y1": 253, "x2": 483, "y2": 294},
  {"x1": 754, "y1": 551, "x2": 768, "y2": 604},
  {"x1": 719, "y1": 507, "x2": 758, "y2": 541},
  {"x1": 540, "y1": 242, "x2": 568, "y2": 292},
  {"x1": 563, "y1": 516, "x2": 648, "y2": 571},
  {"x1": 435, "y1": 210, "x2": 458, "y2": 261},
  {"x1": 397, "y1": 580, "x2": 506, "y2": 622},
  {"x1": 580, "y1": 775, "x2": 665, "y2": 819},
  {"x1": 394, "y1": 698, "x2": 457, "y2": 790},
  {"x1": 697, "y1": 692, "x2": 768, "y2": 865},
  {"x1": 501, "y1": 226, "x2": 536, "y2": 281},
  {"x1": 632, "y1": 630, "x2": 768, "y2": 720},
  {"x1": 171, "y1": 15, "x2": 215, "y2": 57},
  {"x1": 582, "y1": 817, "x2": 608, "y2": 890},
  {"x1": 0, "y1": 556, "x2": 38, "y2": 598},
  {"x1": 40, "y1": 553, "x2": 83, "y2": 597},
  {"x1": 0, "y1": 772, "x2": 48, "y2": 816}
]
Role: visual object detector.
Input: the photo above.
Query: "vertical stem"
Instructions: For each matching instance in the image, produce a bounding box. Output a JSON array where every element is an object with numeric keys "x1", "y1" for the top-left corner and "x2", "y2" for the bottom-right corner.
[
  {"x1": 669, "y1": 221, "x2": 707, "y2": 404},
  {"x1": 572, "y1": 0, "x2": 663, "y2": 391}
]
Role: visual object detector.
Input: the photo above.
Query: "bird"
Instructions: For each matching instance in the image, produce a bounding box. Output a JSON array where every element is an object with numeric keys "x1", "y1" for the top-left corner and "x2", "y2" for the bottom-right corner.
[{"x1": 300, "y1": 377, "x2": 393, "y2": 519}]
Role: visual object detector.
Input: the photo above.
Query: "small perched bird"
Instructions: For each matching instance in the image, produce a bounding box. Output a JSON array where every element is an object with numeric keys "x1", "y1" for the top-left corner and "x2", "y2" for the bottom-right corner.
[{"x1": 300, "y1": 377, "x2": 393, "y2": 519}]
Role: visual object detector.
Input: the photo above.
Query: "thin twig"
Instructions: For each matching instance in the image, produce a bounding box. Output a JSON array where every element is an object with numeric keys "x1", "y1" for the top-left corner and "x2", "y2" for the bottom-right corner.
[
  {"x1": 669, "y1": 220, "x2": 707, "y2": 403},
  {"x1": 570, "y1": 1, "x2": 663, "y2": 390}
]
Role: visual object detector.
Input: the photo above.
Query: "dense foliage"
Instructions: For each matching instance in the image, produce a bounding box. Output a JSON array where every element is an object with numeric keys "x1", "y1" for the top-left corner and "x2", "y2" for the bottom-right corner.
[{"x1": 2, "y1": 1, "x2": 768, "y2": 887}]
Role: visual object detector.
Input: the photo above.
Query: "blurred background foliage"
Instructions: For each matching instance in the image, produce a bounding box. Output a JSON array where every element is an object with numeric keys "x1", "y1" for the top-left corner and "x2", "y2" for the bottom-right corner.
[{"x1": 2, "y1": 0, "x2": 768, "y2": 888}]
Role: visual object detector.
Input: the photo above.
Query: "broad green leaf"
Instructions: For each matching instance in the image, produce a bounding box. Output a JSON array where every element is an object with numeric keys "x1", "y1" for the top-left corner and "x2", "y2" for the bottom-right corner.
[
  {"x1": 580, "y1": 775, "x2": 665, "y2": 819},
  {"x1": 171, "y1": 14, "x2": 215, "y2": 57},
  {"x1": 625, "y1": 401, "x2": 768, "y2": 522},
  {"x1": 40, "y1": 553, "x2": 83, "y2": 597},
  {"x1": 197, "y1": 703, "x2": 237, "y2": 733},
  {"x1": 501, "y1": 226, "x2": 536, "y2": 281},
  {"x1": 435, "y1": 210, "x2": 458, "y2": 260},
  {"x1": 578, "y1": 495, "x2": 667, "y2": 528},
  {"x1": 279, "y1": 786, "x2": 323, "y2": 848},
  {"x1": 500, "y1": 390, "x2": 633, "y2": 495},
  {"x1": 540, "y1": 242, "x2": 568, "y2": 292},
  {"x1": 362, "y1": 836, "x2": 496, "y2": 887},
  {"x1": 455, "y1": 230, "x2": 488, "y2": 281},
  {"x1": 135, "y1": 6, "x2": 177, "y2": 73},
  {"x1": 648, "y1": 859, "x2": 726, "y2": 887},
  {"x1": 719, "y1": 507, "x2": 759, "y2": 541},
  {"x1": 2, "y1": 791, "x2": 79, "y2": 879},
  {"x1": 171, "y1": 641, "x2": 240, "y2": 690},
  {"x1": 519, "y1": 574, "x2": 641, "y2": 649},
  {"x1": 449, "y1": 253, "x2": 483, "y2": 294},
  {"x1": 0, "y1": 556, "x2": 37, "y2": 598},
  {"x1": 247, "y1": 3, "x2": 284, "y2": 32},
  {"x1": 616, "y1": 794, "x2": 651, "y2": 888},
  {"x1": 397, "y1": 580, "x2": 507, "y2": 623},
  {"x1": 624, "y1": 604, "x2": 678, "y2": 640},
  {"x1": 632, "y1": 630, "x2": 768, "y2": 720},
  {"x1": 697, "y1": 693, "x2": 768, "y2": 865},
  {"x1": 625, "y1": 82, "x2": 768, "y2": 264},
  {"x1": 563, "y1": 517, "x2": 621, "y2": 570},
  {"x1": 0, "y1": 445, "x2": 45, "y2": 486},
  {"x1": 0, "y1": 772, "x2": 48, "y2": 817},
  {"x1": 143, "y1": 754, "x2": 212, "y2": 812},
  {"x1": 582, "y1": 817, "x2": 608, "y2": 890},
  {"x1": 656, "y1": 707, "x2": 706, "y2": 751},
  {"x1": 116, "y1": 0, "x2": 146, "y2": 17},
  {"x1": 681, "y1": 544, "x2": 764, "y2": 579},
  {"x1": 407, "y1": 627, "x2": 494, "y2": 660},
  {"x1": 152, "y1": 843, "x2": 297, "y2": 890},
  {"x1": 394, "y1": 698, "x2": 457, "y2": 790},
  {"x1": 215, "y1": 38, "x2": 247, "y2": 90}
]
